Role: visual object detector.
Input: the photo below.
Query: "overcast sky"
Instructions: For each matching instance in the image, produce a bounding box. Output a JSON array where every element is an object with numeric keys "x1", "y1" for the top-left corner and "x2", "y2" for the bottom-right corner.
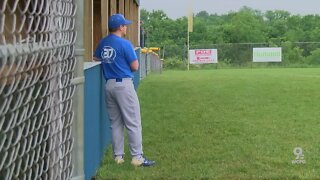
[{"x1": 140, "y1": 0, "x2": 320, "y2": 19}]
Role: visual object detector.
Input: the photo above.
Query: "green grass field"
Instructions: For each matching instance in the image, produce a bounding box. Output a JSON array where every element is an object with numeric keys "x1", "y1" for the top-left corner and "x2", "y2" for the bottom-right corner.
[{"x1": 96, "y1": 68, "x2": 320, "y2": 179}]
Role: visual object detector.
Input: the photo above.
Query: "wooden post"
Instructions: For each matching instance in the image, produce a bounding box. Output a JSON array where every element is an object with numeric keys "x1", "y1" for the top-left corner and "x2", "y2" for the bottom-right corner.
[
  {"x1": 101, "y1": 0, "x2": 109, "y2": 37},
  {"x1": 119, "y1": 0, "x2": 125, "y2": 14},
  {"x1": 131, "y1": 1, "x2": 135, "y2": 45},
  {"x1": 84, "y1": 0, "x2": 93, "y2": 61},
  {"x1": 124, "y1": 0, "x2": 131, "y2": 41},
  {"x1": 133, "y1": 3, "x2": 139, "y2": 46},
  {"x1": 110, "y1": 0, "x2": 117, "y2": 15}
]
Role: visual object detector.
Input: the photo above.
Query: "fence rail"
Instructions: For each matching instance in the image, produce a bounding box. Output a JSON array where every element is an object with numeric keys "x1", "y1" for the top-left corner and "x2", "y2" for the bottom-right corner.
[{"x1": 162, "y1": 42, "x2": 320, "y2": 69}]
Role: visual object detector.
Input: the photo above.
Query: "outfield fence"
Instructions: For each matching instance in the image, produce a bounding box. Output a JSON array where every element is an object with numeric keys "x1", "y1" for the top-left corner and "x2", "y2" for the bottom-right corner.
[
  {"x1": 162, "y1": 42, "x2": 320, "y2": 68},
  {"x1": 140, "y1": 51, "x2": 162, "y2": 80}
]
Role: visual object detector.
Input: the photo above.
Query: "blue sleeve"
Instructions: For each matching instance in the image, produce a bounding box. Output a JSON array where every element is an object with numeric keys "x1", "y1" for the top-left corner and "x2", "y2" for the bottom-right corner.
[{"x1": 124, "y1": 41, "x2": 138, "y2": 64}]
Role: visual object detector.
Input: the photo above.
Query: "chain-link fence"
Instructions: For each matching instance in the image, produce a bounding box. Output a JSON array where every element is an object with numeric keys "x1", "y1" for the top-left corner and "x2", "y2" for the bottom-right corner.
[
  {"x1": 140, "y1": 52, "x2": 162, "y2": 80},
  {"x1": 162, "y1": 42, "x2": 320, "y2": 69},
  {"x1": 0, "y1": 0, "x2": 76, "y2": 179}
]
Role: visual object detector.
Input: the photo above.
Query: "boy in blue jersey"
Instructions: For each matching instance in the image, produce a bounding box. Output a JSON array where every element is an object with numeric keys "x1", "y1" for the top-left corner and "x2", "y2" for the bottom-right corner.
[{"x1": 93, "y1": 14, "x2": 155, "y2": 167}]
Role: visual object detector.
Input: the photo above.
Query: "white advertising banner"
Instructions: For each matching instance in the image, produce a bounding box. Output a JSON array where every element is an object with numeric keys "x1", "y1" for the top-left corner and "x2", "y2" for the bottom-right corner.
[
  {"x1": 253, "y1": 47, "x2": 282, "y2": 62},
  {"x1": 189, "y1": 49, "x2": 218, "y2": 64}
]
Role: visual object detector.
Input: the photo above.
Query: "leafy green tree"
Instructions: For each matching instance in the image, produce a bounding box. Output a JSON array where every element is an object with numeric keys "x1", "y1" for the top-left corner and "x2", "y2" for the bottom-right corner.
[
  {"x1": 282, "y1": 41, "x2": 304, "y2": 64},
  {"x1": 196, "y1": 11, "x2": 210, "y2": 18},
  {"x1": 140, "y1": 8, "x2": 320, "y2": 67},
  {"x1": 222, "y1": 7, "x2": 266, "y2": 43},
  {"x1": 305, "y1": 48, "x2": 320, "y2": 64}
]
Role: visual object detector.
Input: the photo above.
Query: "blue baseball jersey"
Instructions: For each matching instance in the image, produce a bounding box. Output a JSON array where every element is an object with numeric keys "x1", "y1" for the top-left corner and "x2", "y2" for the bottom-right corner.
[{"x1": 94, "y1": 34, "x2": 138, "y2": 80}]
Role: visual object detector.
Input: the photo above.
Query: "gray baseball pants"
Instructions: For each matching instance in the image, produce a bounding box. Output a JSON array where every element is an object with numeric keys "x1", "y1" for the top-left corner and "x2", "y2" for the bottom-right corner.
[{"x1": 104, "y1": 78, "x2": 143, "y2": 157}]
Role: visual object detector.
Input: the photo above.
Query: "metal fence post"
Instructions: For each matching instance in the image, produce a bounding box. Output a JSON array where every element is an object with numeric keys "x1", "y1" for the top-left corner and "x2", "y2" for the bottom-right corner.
[{"x1": 72, "y1": 0, "x2": 85, "y2": 179}]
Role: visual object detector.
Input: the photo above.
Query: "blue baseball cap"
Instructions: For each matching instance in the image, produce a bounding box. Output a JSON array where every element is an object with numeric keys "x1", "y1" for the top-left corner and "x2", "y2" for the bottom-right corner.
[{"x1": 108, "y1": 14, "x2": 132, "y2": 29}]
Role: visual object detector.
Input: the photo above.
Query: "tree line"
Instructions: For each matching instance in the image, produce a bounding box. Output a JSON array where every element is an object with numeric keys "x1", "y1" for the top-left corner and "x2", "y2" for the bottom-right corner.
[{"x1": 140, "y1": 7, "x2": 320, "y2": 68}]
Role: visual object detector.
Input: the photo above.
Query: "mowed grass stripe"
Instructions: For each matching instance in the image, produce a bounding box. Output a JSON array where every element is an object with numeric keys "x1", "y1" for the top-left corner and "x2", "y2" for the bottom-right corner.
[{"x1": 97, "y1": 68, "x2": 320, "y2": 179}]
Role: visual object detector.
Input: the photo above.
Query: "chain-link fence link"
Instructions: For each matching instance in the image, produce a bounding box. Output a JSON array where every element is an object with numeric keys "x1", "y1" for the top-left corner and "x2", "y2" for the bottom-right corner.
[
  {"x1": 0, "y1": 0, "x2": 76, "y2": 179},
  {"x1": 162, "y1": 42, "x2": 320, "y2": 69}
]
